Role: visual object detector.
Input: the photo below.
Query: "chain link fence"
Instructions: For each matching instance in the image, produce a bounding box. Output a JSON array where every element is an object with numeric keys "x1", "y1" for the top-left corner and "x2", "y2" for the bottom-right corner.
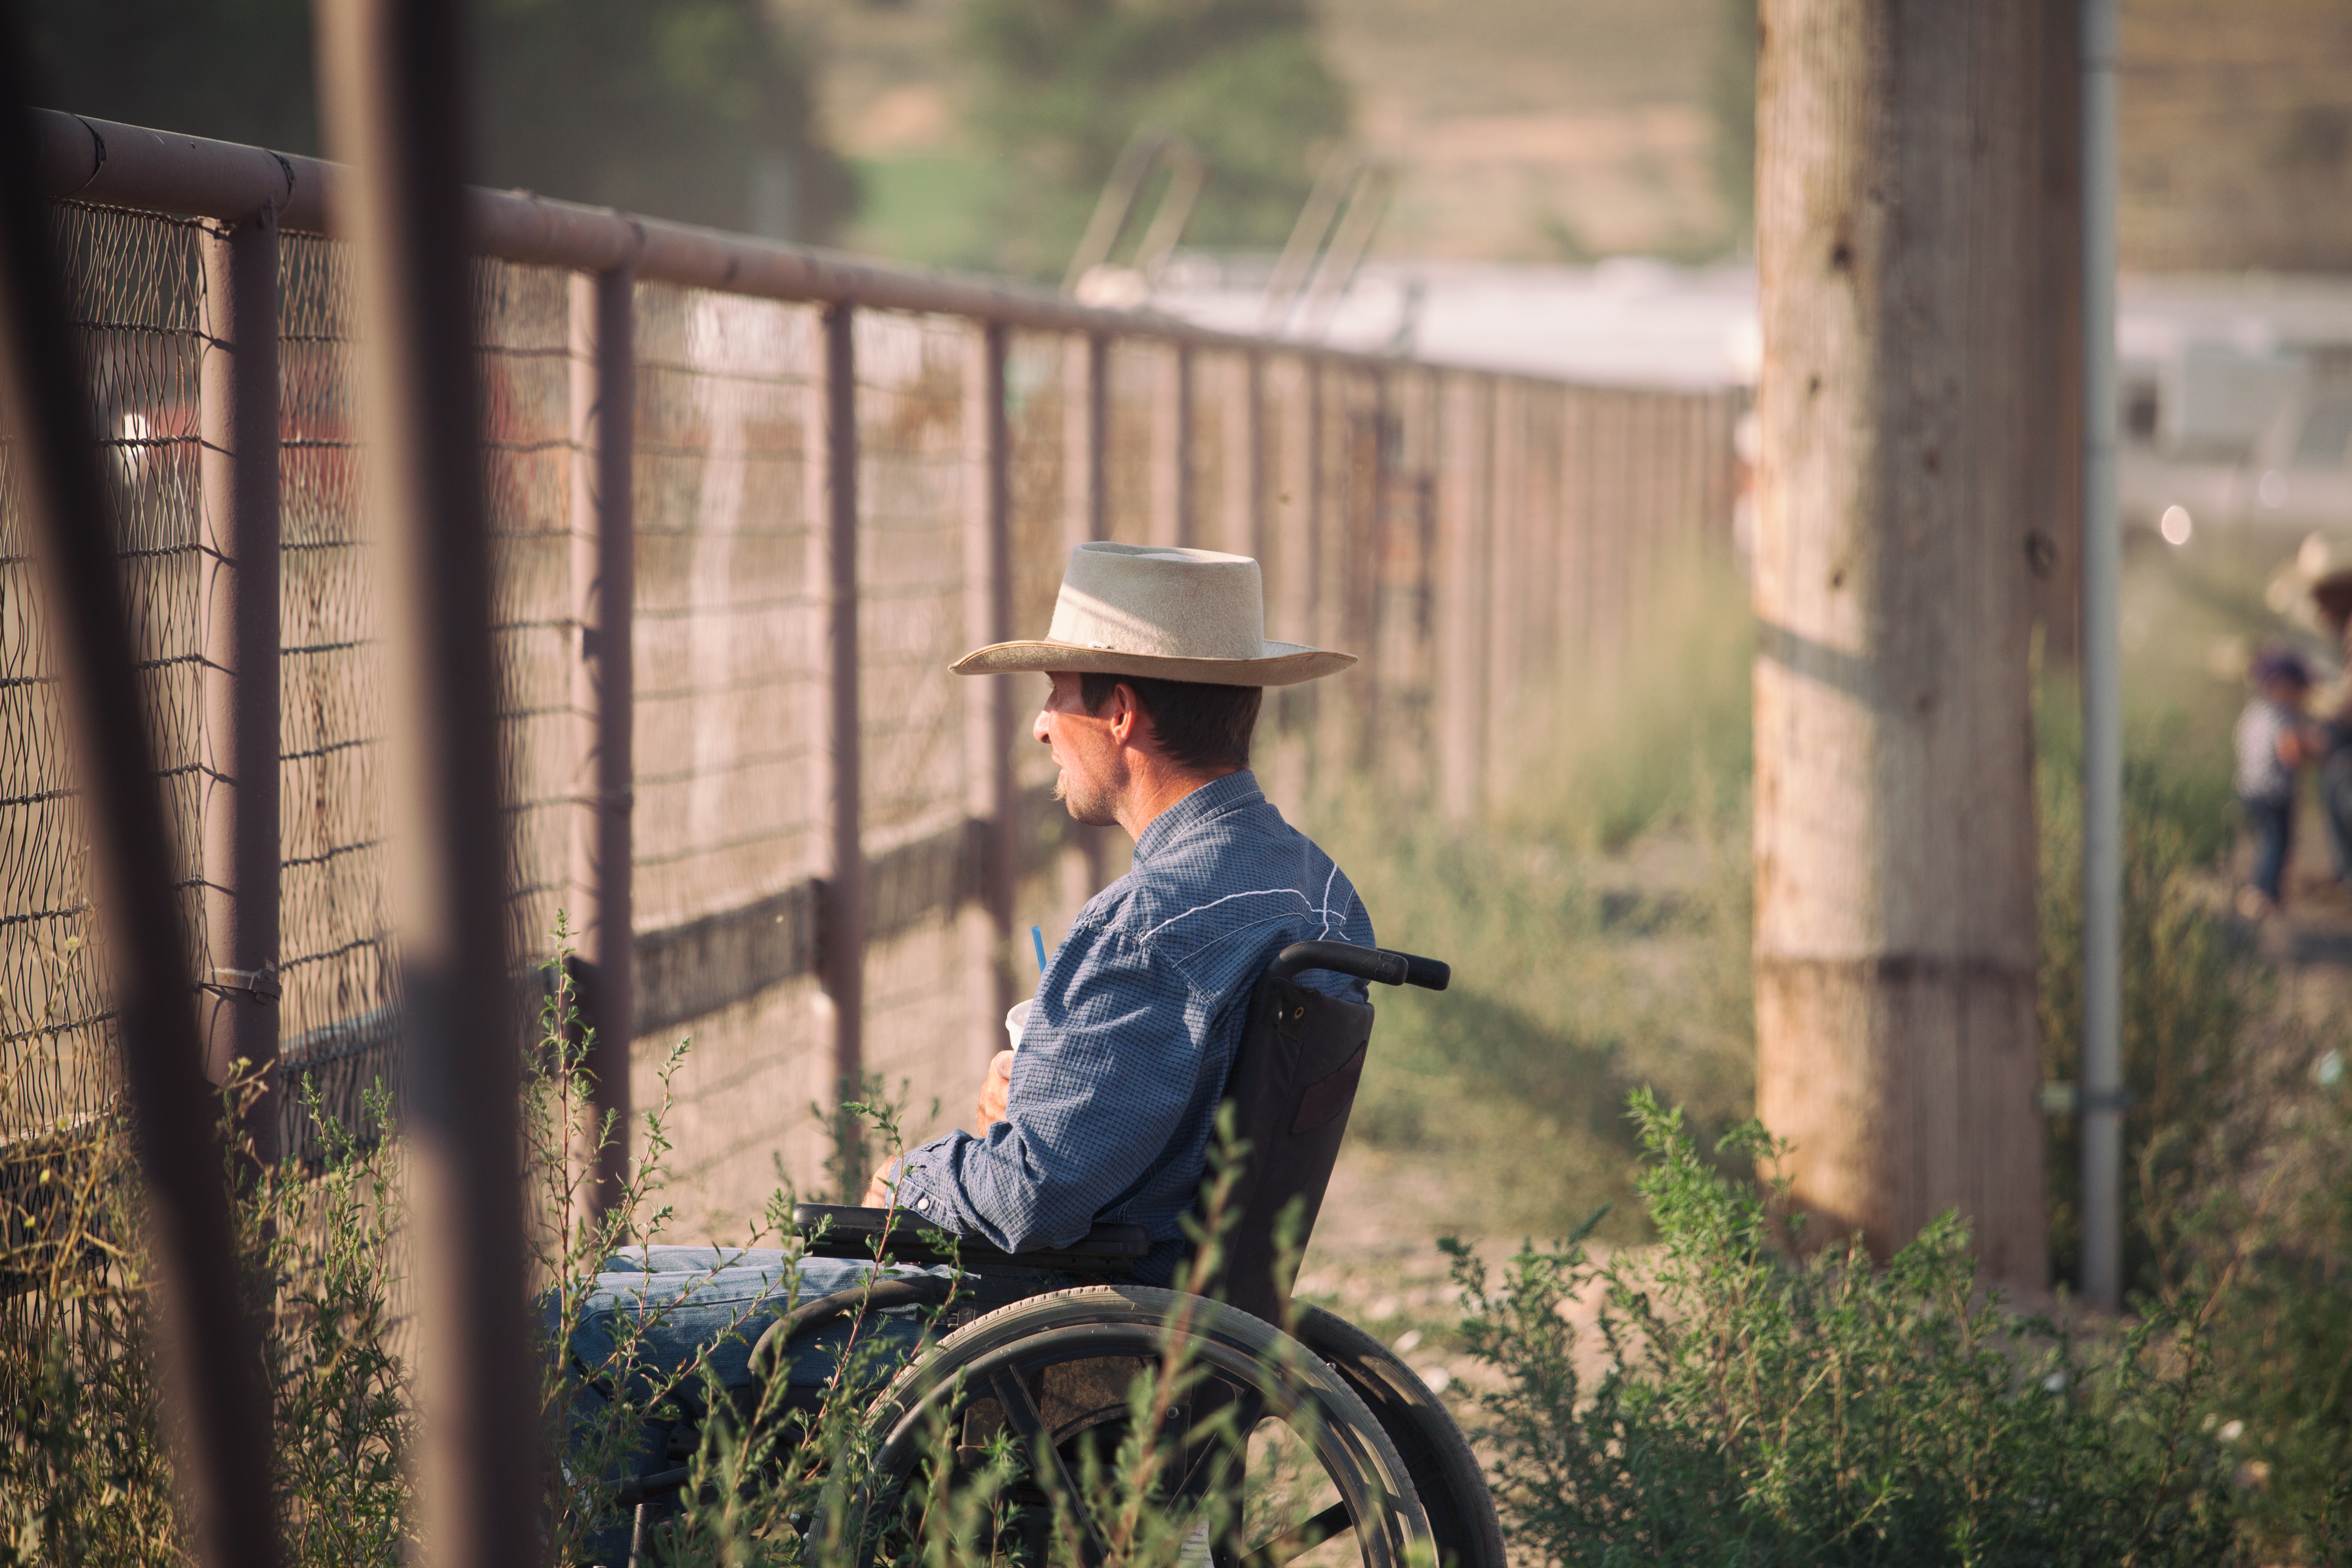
[{"x1": 3, "y1": 170, "x2": 1741, "y2": 1246}]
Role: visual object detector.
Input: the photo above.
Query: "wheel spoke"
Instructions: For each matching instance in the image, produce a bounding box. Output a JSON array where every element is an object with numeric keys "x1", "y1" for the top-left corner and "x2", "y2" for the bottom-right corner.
[
  {"x1": 1173, "y1": 1384, "x2": 1264, "y2": 1501},
  {"x1": 1239, "y1": 1500, "x2": 1355, "y2": 1568},
  {"x1": 988, "y1": 1365, "x2": 1112, "y2": 1568}
]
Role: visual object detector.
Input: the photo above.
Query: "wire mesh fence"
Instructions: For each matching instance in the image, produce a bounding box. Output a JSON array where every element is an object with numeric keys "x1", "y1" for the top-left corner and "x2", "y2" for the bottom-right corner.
[
  {"x1": 3, "y1": 177, "x2": 1743, "y2": 1251},
  {"x1": 1, "y1": 203, "x2": 207, "y2": 1147},
  {"x1": 272, "y1": 227, "x2": 394, "y2": 1150}
]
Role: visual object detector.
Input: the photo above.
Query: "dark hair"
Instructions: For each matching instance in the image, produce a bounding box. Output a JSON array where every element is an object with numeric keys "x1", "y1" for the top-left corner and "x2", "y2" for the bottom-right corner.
[
  {"x1": 1079, "y1": 672, "x2": 1263, "y2": 773},
  {"x1": 2253, "y1": 647, "x2": 2313, "y2": 689}
]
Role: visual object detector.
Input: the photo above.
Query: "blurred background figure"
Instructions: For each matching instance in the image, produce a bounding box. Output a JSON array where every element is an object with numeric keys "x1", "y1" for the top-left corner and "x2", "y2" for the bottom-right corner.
[
  {"x1": 2310, "y1": 568, "x2": 2352, "y2": 892},
  {"x1": 2236, "y1": 647, "x2": 2316, "y2": 918}
]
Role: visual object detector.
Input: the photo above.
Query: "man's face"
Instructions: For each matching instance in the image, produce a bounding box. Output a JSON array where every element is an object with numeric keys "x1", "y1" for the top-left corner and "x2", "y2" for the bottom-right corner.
[
  {"x1": 1036, "y1": 672, "x2": 1129, "y2": 826},
  {"x1": 2263, "y1": 676, "x2": 2310, "y2": 709}
]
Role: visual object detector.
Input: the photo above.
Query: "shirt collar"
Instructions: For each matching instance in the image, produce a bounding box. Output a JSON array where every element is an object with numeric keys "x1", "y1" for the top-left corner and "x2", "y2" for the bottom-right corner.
[{"x1": 1132, "y1": 770, "x2": 1266, "y2": 864}]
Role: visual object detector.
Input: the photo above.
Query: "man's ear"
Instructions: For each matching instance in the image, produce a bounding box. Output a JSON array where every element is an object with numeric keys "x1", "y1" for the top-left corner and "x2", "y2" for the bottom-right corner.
[{"x1": 1106, "y1": 681, "x2": 1147, "y2": 748}]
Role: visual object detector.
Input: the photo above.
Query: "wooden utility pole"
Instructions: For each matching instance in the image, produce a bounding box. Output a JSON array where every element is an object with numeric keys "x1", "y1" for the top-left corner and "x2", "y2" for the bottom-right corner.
[{"x1": 1752, "y1": 0, "x2": 2049, "y2": 1288}]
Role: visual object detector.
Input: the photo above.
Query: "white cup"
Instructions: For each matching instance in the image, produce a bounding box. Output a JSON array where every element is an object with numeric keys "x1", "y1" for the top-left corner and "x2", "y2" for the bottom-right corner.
[{"x1": 1004, "y1": 998, "x2": 1034, "y2": 1052}]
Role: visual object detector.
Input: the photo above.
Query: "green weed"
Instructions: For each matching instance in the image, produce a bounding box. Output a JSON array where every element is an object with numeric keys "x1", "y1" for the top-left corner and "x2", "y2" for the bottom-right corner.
[
  {"x1": 0, "y1": 926, "x2": 1325, "y2": 1568},
  {"x1": 1448, "y1": 1091, "x2": 2240, "y2": 1567}
]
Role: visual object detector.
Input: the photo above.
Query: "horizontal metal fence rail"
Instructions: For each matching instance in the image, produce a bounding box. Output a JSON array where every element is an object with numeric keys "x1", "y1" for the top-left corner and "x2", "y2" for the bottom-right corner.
[
  {"x1": 3, "y1": 110, "x2": 1742, "y2": 1268},
  {"x1": 34, "y1": 108, "x2": 1475, "y2": 371}
]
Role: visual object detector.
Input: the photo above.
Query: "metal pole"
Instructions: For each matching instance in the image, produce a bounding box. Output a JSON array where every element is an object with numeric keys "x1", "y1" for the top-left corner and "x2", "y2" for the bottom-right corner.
[
  {"x1": 2079, "y1": 0, "x2": 2124, "y2": 1315},
  {"x1": 813, "y1": 303, "x2": 866, "y2": 1109},
  {"x1": 1413, "y1": 371, "x2": 1442, "y2": 795},
  {"x1": 1435, "y1": 374, "x2": 1485, "y2": 822},
  {"x1": 1062, "y1": 333, "x2": 1108, "y2": 892},
  {"x1": 1591, "y1": 394, "x2": 1627, "y2": 694},
  {"x1": 964, "y1": 322, "x2": 1016, "y2": 1037},
  {"x1": 1151, "y1": 340, "x2": 1193, "y2": 547},
  {"x1": 1066, "y1": 334, "x2": 1109, "y2": 552},
  {"x1": 1264, "y1": 356, "x2": 1317, "y2": 812},
  {"x1": 1298, "y1": 360, "x2": 1327, "y2": 798},
  {"x1": 312, "y1": 0, "x2": 537, "y2": 1561},
  {"x1": 1313, "y1": 366, "x2": 1351, "y2": 774},
  {"x1": 1558, "y1": 390, "x2": 1589, "y2": 699},
  {"x1": 198, "y1": 204, "x2": 283, "y2": 1165},
  {"x1": 1486, "y1": 379, "x2": 1524, "y2": 803},
  {"x1": 1359, "y1": 370, "x2": 1390, "y2": 771},
  {"x1": 0, "y1": 59, "x2": 282, "y2": 1568},
  {"x1": 569, "y1": 265, "x2": 634, "y2": 1218},
  {"x1": 1220, "y1": 351, "x2": 1263, "y2": 560}
]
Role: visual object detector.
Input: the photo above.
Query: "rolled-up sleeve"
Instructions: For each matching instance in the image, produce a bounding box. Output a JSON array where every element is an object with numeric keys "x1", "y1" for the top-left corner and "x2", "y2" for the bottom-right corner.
[{"x1": 892, "y1": 925, "x2": 1199, "y2": 1253}]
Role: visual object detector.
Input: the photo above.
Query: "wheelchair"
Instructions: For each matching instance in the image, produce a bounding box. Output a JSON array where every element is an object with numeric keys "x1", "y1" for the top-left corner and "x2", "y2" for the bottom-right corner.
[{"x1": 606, "y1": 939, "x2": 1498, "y2": 1568}]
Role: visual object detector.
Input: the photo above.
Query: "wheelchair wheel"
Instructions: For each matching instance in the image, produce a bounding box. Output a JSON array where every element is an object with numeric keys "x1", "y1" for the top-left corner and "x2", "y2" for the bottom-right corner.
[
  {"x1": 854, "y1": 1285, "x2": 1433, "y2": 1568},
  {"x1": 1291, "y1": 1305, "x2": 1505, "y2": 1568}
]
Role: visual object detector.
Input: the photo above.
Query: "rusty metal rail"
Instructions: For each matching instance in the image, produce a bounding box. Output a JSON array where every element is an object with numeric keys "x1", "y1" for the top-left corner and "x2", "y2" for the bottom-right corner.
[{"x1": 33, "y1": 106, "x2": 1447, "y2": 370}]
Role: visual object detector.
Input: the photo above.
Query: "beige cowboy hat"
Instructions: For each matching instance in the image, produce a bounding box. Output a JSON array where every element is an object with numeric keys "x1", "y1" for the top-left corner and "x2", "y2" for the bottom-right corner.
[{"x1": 951, "y1": 542, "x2": 1355, "y2": 687}]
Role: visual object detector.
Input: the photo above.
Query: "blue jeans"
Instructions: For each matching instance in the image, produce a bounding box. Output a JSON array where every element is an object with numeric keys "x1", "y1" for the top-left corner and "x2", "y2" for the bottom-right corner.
[
  {"x1": 548, "y1": 1247, "x2": 946, "y2": 1558},
  {"x1": 2322, "y1": 737, "x2": 2352, "y2": 879},
  {"x1": 2243, "y1": 795, "x2": 2295, "y2": 901}
]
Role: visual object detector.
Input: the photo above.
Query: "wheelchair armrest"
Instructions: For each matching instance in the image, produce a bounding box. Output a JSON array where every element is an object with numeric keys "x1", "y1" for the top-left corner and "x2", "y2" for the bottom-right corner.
[
  {"x1": 793, "y1": 1203, "x2": 1149, "y2": 1275},
  {"x1": 1269, "y1": 941, "x2": 1449, "y2": 991}
]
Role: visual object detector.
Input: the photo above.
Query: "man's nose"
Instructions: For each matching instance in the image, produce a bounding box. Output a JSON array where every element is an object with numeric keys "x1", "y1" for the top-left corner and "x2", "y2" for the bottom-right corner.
[{"x1": 1033, "y1": 709, "x2": 1052, "y2": 744}]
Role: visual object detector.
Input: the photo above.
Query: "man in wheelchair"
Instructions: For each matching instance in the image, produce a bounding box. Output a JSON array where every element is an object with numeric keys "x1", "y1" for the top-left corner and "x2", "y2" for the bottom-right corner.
[
  {"x1": 861, "y1": 541, "x2": 1370, "y2": 1278},
  {"x1": 557, "y1": 544, "x2": 1494, "y2": 1567}
]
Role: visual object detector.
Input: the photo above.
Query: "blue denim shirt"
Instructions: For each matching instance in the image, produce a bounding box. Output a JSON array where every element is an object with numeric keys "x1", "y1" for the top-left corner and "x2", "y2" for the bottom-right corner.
[{"x1": 892, "y1": 770, "x2": 1374, "y2": 1282}]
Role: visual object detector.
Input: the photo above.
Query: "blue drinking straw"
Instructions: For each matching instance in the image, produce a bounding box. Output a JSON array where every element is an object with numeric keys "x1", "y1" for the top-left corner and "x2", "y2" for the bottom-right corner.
[{"x1": 1032, "y1": 926, "x2": 1049, "y2": 974}]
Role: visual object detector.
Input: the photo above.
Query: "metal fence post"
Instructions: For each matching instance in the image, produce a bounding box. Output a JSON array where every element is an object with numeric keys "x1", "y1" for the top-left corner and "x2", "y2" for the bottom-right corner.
[
  {"x1": 1485, "y1": 377, "x2": 1524, "y2": 803},
  {"x1": 1220, "y1": 350, "x2": 1262, "y2": 561},
  {"x1": 812, "y1": 303, "x2": 866, "y2": 1117},
  {"x1": 0, "y1": 72, "x2": 282, "y2": 1568},
  {"x1": 1435, "y1": 374, "x2": 1487, "y2": 822},
  {"x1": 1558, "y1": 389, "x2": 1594, "y2": 702},
  {"x1": 1520, "y1": 386, "x2": 1555, "y2": 685},
  {"x1": 1151, "y1": 340, "x2": 1193, "y2": 547},
  {"x1": 1269, "y1": 356, "x2": 1318, "y2": 813},
  {"x1": 197, "y1": 203, "x2": 282, "y2": 1165},
  {"x1": 1589, "y1": 394, "x2": 1626, "y2": 694},
  {"x1": 1411, "y1": 369, "x2": 1442, "y2": 799},
  {"x1": 964, "y1": 321, "x2": 1015, "y2": 1061},
  {"x1": 1627, "y1": 395, "x2": 1658, "y2": 645},
  {"x1": 1062, "y1": 333, "x2": 1108, "y2": 894},
  {"x1": 568, "y1": 265, "x2": 634, "y2": 1217},
  {"x1": 1314, "y1": 364, "x2": 1354, "y2": 780},
  {"x1": 313, "y1": 0, "x2": 536, "y2": 1560},
  {"x1": 1066, "y1": 334, "x2": 1108, "y2": 551},
  {"x1": 1357, "y1": 369, "x2": 1390, "y2": 771}
]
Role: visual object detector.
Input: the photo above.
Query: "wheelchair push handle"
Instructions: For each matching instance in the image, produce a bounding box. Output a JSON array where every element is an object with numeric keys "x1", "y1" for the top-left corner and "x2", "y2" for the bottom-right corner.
[{"x1": 1269, "y1": 940, "x2": 1449, "y2": 992}]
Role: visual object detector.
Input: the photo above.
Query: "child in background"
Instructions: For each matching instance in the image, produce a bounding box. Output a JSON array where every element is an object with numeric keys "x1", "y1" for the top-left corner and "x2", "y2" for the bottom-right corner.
[
  {"x1": 2236, "y1": 647, "x2": 2318, "y2": 918},
  {"x1": 2309, "y1": 568, "x2": 2352, "y2": 895}
]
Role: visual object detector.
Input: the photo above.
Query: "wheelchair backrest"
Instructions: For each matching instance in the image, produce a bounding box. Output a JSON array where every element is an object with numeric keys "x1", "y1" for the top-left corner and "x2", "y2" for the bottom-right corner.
[{"x1": 1195, "y1": 970, "x2": 1378, "y2": 1323}]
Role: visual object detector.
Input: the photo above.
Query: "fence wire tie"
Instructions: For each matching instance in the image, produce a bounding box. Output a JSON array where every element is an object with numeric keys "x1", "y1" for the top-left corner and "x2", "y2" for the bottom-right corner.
[
  {"x1": 2037, "y1": 1082, "x2": 2135, "y2": 1116},
  {"x1": 204, "y1": 965, "x2": 282, "y2": 1004}
]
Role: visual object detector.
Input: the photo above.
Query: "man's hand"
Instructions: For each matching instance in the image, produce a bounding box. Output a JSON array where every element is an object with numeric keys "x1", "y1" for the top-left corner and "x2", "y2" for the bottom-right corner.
[
  {"x1": 975, "y1": 1050, "x2": 1014, "y2": 1129},
  {"x1": 859, "y1": 1154, "x2": 904, "y2": 1208}
]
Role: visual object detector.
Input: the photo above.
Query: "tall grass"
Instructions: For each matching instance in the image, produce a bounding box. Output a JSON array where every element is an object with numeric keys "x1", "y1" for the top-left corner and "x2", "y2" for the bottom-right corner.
[
  {"x1": 2, "y1": 936, "x2": 1349, "y2": 1567},
  {"x1": 1316, "y1": 551, "x2": 1756, "y2": 1241},
  {"x1": 1449, "y1": 1093, "x2": 2241, "y2": 1567},
  {"x1": 1, "y1": 1075, "x2": 413, "y2": 1565},
  {"x1": 2034, "y1": 689, "x2": 2258, "y2": 1296}
]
